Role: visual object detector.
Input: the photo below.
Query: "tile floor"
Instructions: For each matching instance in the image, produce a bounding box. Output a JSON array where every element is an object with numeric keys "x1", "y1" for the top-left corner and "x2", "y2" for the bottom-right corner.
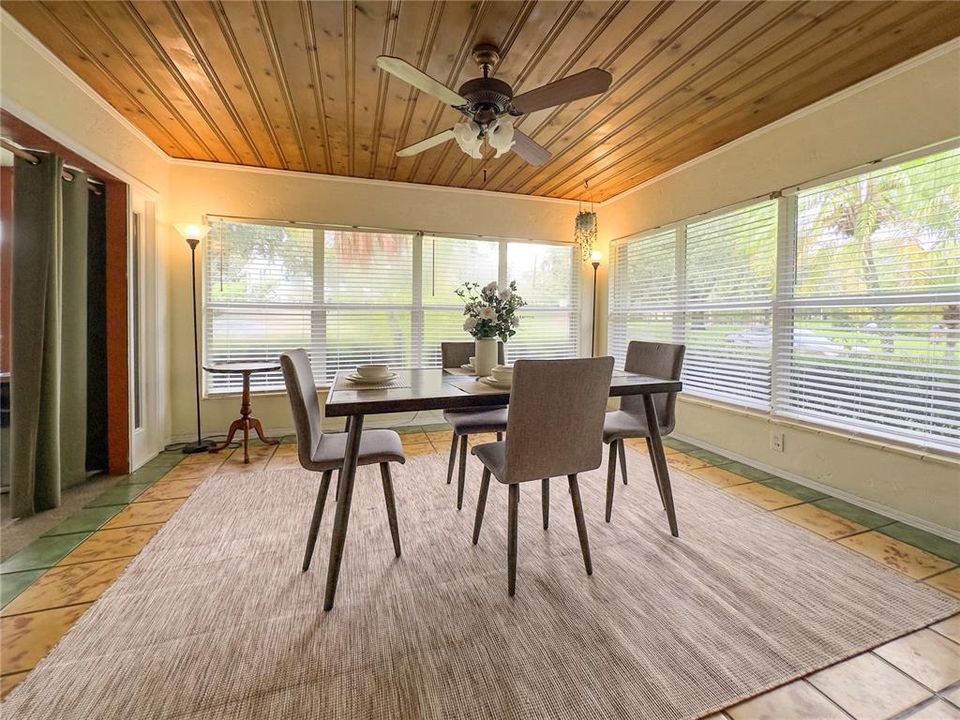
[{"x1": 2, "y1": 426, "x2": 958, "y2": 720}]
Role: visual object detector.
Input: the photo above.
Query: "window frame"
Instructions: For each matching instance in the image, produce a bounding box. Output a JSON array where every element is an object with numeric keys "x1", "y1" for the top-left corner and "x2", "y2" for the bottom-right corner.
[
  {"x1": 201, "y1": 218, "x2": 581, "y2": 395},
  {"x1": 609, "y1": 139, "x2": 960, "y2": 457}
]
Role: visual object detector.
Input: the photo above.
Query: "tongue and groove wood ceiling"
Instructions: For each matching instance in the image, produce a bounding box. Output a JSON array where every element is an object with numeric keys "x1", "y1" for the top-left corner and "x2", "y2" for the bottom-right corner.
[{"x1": 6, "y1": 1, "x2": 959, "y2": 201}]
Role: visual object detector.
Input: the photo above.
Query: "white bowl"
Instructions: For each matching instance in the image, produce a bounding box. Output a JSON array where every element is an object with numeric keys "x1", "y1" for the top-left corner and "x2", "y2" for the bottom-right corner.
[
  {"x1": 491, "y1": 365, "x2": 513, "y2": 382},
  {"x1": 356, "y1": 364, "x2": 390, "y2": 379}
]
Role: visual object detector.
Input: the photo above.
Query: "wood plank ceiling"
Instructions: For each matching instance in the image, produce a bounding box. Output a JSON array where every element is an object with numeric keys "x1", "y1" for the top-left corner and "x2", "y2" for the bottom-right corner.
[{"x1": 6, "y1": 1, "x2": 959, "y2": 201}]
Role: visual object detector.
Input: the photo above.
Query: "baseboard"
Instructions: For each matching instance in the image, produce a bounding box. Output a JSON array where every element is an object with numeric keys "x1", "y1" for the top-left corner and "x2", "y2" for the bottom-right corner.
[{"x1": 672, "y1": 432, "x2": 960, "y2": 544}]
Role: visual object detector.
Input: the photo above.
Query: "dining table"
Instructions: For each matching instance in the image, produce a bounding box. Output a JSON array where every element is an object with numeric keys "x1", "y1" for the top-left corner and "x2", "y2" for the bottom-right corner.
[{"x1": 319, "y1": 366, "x2": 682, "y2": 610}]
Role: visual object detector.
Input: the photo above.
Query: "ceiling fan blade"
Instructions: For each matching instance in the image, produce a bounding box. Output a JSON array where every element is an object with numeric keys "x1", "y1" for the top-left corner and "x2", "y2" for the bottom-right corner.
[
  {"x1": 396, "y1": 129, "x2": 456, "y2": 158},
  {"x1": 512, "y1": 130, "x2": 551, "y2": 166},
  {"x1": 376, "y1": 56, "x2": 467, "y2": 107},
  {"x1": 511, "y1": 68, "x2": 613, "y2": 114}
]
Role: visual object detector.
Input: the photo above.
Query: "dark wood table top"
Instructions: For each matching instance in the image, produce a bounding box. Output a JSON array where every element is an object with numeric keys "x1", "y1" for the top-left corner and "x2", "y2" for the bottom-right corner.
[
  {"x1": 324, "y1": 367, "x2": 681, "y2": 418},
  {"x1": 203, "y1": 362, "x2": 281, "y2": 374}
]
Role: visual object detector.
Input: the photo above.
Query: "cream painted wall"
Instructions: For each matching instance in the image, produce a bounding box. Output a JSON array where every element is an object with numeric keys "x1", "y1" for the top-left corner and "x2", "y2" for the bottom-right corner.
[
  {"x1": 165, "y1": 160, "x2": 585, "y2": 440},
  {"x1": 601, "y1": 44, "x2": 960, "y2": 535}
]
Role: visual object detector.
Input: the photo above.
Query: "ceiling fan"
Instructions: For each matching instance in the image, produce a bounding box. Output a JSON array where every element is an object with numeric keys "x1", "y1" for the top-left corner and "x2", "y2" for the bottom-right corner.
[{"x1": 377, "y1": 44, "x2": 613, "y2": 166}]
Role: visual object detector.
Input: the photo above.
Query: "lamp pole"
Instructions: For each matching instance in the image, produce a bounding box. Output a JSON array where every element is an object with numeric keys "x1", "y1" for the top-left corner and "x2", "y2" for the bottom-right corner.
[
  {"x1": 176, "y1": 224, "x2": 216, "y2": 454},
  {"x1": 591, "y1": 256, "x2": 600, "y2": 357}
]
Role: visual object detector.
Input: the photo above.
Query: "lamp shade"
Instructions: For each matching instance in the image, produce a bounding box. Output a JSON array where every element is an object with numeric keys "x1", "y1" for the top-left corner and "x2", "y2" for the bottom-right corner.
[
  {"x1": 174, "y1": 223, "x2": 211, "y2": 241},
  {"x1": 590, "y1": 250, "x2": 602, "y2": 264}
]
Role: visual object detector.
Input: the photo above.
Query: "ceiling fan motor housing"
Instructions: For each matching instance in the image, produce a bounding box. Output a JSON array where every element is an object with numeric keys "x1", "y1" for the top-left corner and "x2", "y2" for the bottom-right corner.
[{"x1": 458, "y1": 77, "x2": 514, "y2": 127}]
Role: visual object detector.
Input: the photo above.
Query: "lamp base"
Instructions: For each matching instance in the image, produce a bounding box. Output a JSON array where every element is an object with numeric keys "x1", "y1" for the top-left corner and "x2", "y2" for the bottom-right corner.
[{"x1": 182, "y1": 439, "x2": 218, "y2": 455}]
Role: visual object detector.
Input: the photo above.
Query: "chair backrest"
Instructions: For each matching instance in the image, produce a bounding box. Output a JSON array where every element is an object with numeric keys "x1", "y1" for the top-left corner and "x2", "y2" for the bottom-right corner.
[
  {"x1": 441, "y1": 340, "x2": 505, "y2": 368},
  {"x1": 619, "y1": 341, "x2": 685, "y2": 433},
  {"x1": 503, "y1": 357, "x2": 614, "y2": 484},
  {"x1": 280, "y1": 348, "x2": 323, "y2": 468}
]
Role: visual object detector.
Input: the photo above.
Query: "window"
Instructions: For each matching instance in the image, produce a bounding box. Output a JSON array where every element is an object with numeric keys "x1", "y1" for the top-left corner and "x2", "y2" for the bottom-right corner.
[
  {"x1": 609, "y1": 146, "x2": 959, "y2": 453},
  {"x1": 609, "y1": 201, "x2": 778, "y2": 408},
  {"x1": 204, "y1": 221, "x2": 579, "y2": 393}
]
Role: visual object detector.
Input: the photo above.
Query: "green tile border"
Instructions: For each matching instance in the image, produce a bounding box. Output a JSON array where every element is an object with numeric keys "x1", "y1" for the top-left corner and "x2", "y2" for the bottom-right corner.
[
  {"x1": 878, "y1": 523, "x2": 960, "y2": 565},
  {"x1": 811, "y1": 498, "x2": 894, "y2": 530},
  {"x1": 85, "y1": 484, "x2": 154, "y2": 508},
  {"x1": 41, "y1": 506, "x2": 124, "y2": 537},
  {"x1": 0, "y1": 533, "x2": 90, "y2": 574},
  {"x1": 721, "y1": 461, "x2": 776, "y2": 482},
  {"x1": 755, "y1": 476, "x2": 829, "y2": 503},
  {"x1": 1, "y1": 569, "x2": 45, "y2": 608},
  {"x1": 684, "y1": 448, "x2": 733, "y2": 465}
]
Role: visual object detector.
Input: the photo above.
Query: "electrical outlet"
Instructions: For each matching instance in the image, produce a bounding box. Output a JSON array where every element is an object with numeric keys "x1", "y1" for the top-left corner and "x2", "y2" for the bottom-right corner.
[{"x1": 770, "y1": 431, "x2": 784, "y2": 453}]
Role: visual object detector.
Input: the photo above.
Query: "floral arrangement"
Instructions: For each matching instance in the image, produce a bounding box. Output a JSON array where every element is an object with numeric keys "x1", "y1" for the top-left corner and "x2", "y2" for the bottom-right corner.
[{"x1": 456, "y1": 280, "x2": 527, "y2": 343}]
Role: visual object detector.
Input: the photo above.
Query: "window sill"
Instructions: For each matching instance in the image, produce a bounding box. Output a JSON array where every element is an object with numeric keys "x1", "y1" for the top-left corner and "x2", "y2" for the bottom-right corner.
[{"x1": 677, "y1": 394, "x2": 960, "y2": 468}]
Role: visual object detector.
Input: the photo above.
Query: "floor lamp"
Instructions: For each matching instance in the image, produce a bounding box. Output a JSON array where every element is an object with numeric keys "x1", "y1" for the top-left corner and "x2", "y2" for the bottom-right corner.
[
  {"x1": 174, "y1": 223, "x2": 216, "y2": 454},
  {"x1": 590, "y1": 250, "x2": 601, "y2": 357}
]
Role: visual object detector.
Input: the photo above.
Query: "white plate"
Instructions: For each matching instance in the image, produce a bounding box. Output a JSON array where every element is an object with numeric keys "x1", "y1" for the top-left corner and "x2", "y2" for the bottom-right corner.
[
  {"x1": 479, "y1": 376, "x2": 512, "y2": 389},
  {"x1": 460, "y1": 363, "x2": 476, "y2": 371},
  {"x1": 346, "y1": 372, "x2": 397, "y2": 384}
]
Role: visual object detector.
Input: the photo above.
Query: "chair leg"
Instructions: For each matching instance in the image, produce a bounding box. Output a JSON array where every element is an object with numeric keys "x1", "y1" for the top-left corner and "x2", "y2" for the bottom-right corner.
[
  {"x1": 568, "y1": 474, "x2": 592, "y2": 576},
  {"x1": 618, "y1": 439, "x2": 628, "y2": 485},
  {"x1": 645, "y1": 437, "x2": 667, "y2": 510},
  {"x1": 541, "y1": 478, "x2": 550, "y2": 529},
  {"x1": 457, "y1": 434, "x2": 468, "y2": 510},
  {"x1": 302, "y1": 470, "x2": 333, "y2": 572},
  {"x1": 446, "y1": 433, "x2": 458, "y2": 485},
  {"x1": 380, "y1": 463, "x2": 401, "y2": 558},
  {"x1": 507, "y1": 484, "x2": 519, "y2": 596},
  {"x1": 335, "y1": 470, "x2": 341, "y2": 501},
  {"x1": 605, "y1": 441, "x2": 617, "y2": 523},
  {"x1": 472, "y1": 467, "x2": 491, "y2": 545}
]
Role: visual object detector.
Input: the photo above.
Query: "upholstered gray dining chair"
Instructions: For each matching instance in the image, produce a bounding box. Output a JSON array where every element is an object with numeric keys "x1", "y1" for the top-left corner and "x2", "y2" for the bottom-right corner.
[
  {"x1": 441, "y1": 341, "x2": 508, "y2": 511},
  {"x1": 603, "y1": 341, "x2": 685, "y2": 523},
  {"x1": 280, "y1": 349, "x2": 406, "y2": 572},
  {"x1": 471, "y1": 356, "x2": 615, "y2": 596}
]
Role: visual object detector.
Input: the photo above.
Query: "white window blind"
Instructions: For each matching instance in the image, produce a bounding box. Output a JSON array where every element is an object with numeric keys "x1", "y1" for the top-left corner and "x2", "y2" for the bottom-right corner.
[
  {"x1": 608, "y1": 145, "x2": 960, "y2": 454},
  {"x1": 609, "y1": 201, "x2": 777, "y2": 408},
  {"x1": 777, "y1": 148, "x2": 960, "y2": 451},
  {"x1": 204, "y1": 221, "x2": 580, "y2": 393}
]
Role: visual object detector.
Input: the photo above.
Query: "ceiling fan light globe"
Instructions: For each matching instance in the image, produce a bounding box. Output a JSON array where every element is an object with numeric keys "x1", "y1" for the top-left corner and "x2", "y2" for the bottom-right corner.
[{"x1": 488, "y1": 118, "x2": 516, "y2": 158}]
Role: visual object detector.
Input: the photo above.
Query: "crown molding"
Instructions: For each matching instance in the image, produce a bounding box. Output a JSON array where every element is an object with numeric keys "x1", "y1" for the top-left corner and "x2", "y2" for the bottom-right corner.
[{"x1": 598, "y1": 36, "x2": 960, "y2": 208}]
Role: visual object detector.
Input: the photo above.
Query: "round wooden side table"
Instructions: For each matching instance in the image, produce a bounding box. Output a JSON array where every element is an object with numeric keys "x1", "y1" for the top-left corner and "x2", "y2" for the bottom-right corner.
[{"x1": 203, "y1": 362, "x2": 282, "y2": 464}]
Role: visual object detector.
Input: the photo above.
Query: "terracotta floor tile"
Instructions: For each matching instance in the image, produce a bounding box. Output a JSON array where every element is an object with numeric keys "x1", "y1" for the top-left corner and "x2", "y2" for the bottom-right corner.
[
  {"x1": 774, "y1": 504, "x2": 867, "y2": 540},
  {"x1": 158, "y1": 463, "x2": 223, "y2": 481},
  {"x1": 135, "y1": 477, "x2": 207, "y2": 502},
  {"x1": 1, "y1": 671, "x2": 30, "y2": 699},
  {"x1": 666, "y1": 454, "x2": 712, "y2": 472},
  {"x1": 925, "y1": 569, "x2": 960, "y2": 599},
  {"x1": 726, "y1": 680, "x2": 848, "y2": 719},
  {"x1": 101, "y1": 499, "x2": 186, "y2": 529},
  {"x1": 266, "y1": 453, "x2": 302, "y2": 471},
  {"x1": 808, "y1": 652, "x2": 930, "y2": 719},
  {"x1": 931, "y1": 614, "x2": 960, "y2": 644},
  {"x1": 400, "y1": 433, "x2": 431, "y2": 446},
  {"x1": 0, "y1": 603, "x2": 92, "y2": 674},
  {"x1": 838, "y1": 532, "x2": 956, "y2": 580},
  {"x1": 874, "y1": 629, "x2": 960, "y2": 690},
  {"x1": 56, "y1": 524, "x2": 163, "y2": 566},
  {"x1": 178, "y1": 451, "x2": 226, "y2": 465},
  {"x1": 402, "y1": 442, "x2": 438, "y2": 457},
  {"x1": 905, "y1": 700, "x2": 960, "y2": 720},
  {"x1": 724, "y1": 482, "x2": 803, "y2": 510},
  {"x1": 1, "y1": 558, "x2": 132, "y2": 617},
  {"x1": 689, "y1": 466, "x2": 753, "y2": 489},
  {"x1": 425, "y1": 431, "x2": 454, "y2": 445}
]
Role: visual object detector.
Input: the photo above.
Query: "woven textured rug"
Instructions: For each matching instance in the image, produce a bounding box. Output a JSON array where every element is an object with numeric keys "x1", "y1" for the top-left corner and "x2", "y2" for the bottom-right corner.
[{"x1": 4, "y1": 449, "x2": 957, "y2": 719}]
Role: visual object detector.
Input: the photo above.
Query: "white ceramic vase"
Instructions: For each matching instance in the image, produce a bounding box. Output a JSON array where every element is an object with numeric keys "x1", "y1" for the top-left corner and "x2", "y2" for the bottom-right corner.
[{"x1": 474, "y1": 337, "x2": 498, "y2": 377}]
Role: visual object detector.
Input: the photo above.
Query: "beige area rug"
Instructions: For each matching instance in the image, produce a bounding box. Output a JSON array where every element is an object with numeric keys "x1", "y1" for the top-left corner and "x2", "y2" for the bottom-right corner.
[{"x1": 4, "y1": 449, "x2": 957, "y2": 720}]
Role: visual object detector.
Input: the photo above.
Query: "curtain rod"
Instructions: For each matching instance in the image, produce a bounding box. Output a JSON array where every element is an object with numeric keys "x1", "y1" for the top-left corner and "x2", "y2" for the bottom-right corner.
[{"x1": 0, "y1": 138, "x2": 104, "y2": 193}]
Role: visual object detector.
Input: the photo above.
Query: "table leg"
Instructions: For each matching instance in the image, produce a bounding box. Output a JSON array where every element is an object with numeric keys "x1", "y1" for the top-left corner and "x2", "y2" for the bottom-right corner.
[
  {"x1": 240, "y1": 371, "x2": 251, "y2": 463},
  {"x1": 642, "y1": 395, "x2": 679, "y2": 538},
  {"x1": 324, "y1": 413, "x2": 364, "y2": 611}
]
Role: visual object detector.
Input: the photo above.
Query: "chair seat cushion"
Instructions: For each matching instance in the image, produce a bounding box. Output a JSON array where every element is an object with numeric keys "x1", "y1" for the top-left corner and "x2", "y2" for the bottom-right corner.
[
  {"x1": 603, "y1": 410, "x2": 651, "y2": 443},
  {"x1": 442, "y1": 407, "x2": 508, "y2": 435},
  {"x1": 310, "y1": 429, "x2": 406, "y2": 469},
  {"x1": 472, "y1": 441, "x2": 507, "y2": 482}
]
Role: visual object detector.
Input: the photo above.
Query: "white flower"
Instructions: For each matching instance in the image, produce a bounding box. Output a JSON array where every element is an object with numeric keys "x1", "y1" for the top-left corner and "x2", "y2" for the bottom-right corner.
[
  {"x1": 510, "y1": 315, "x2": 520, "y2": 327},
  {"x1": 479, "y1": 306, "x2": 497, "y2": 321},
  {"x1": 498, "y1": 288, "x2": 512, "y2": 301},
  {"x1": 463, "y1": 317, "x2": 478, "y2": 331},
  {"x1": 482, "y1": 281, "x2": 498, "y2": 295}
]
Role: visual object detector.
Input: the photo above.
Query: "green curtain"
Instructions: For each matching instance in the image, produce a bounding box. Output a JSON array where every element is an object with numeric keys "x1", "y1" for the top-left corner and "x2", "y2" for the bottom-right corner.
[{"x1": 10, "y1": 154, "x2": 89, "y2": 517}]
